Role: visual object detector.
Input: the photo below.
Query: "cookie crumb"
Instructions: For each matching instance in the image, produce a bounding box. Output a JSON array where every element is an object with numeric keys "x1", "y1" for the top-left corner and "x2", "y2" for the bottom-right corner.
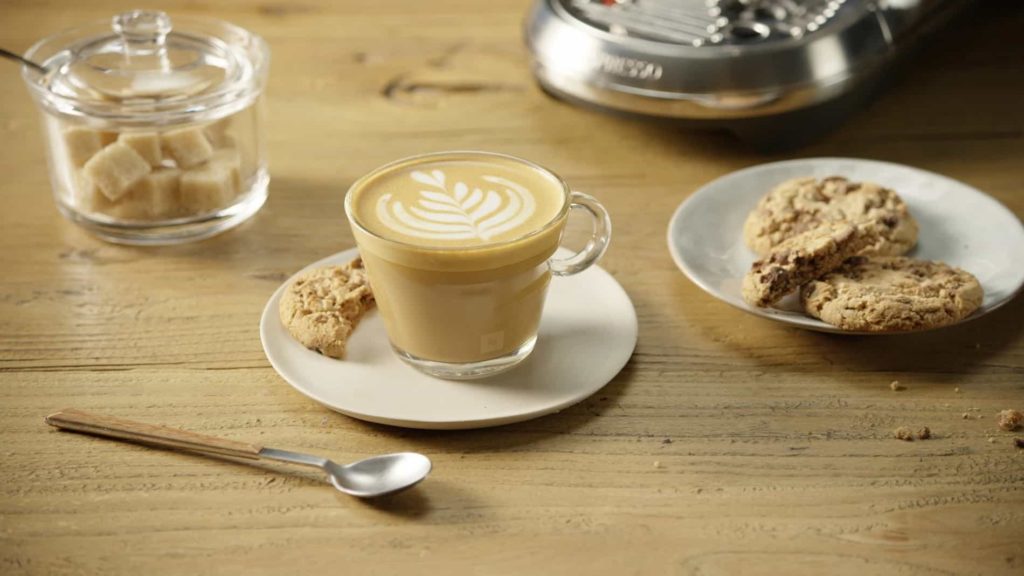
[
  {"x1": 954, "y1": 387, "x2": 961, "y2": 394},
  {"x1": 997, "y1": 409, "x2": 1022, "y2": 431},
  {"x1": 653, "y1": 461, "x2": 662, "y2": 469},
  {"x1": 916, "y1": 427, "x2": 931, "y2": 440},
  {"x1": 890, "y1": 380, "x2": 905, "y2": 391},
  {"x1": 893, "y1": 427, "x2": 914, "y2": 441},
  {"x1": 962, "y1": 413, "x2": 970, "y2": 420},
  {"x1": 1015, "y1": 438, "x2": 1024, "y2": 449},
  {"x1": 662, "y1": 438, "x2": 672, "y2": 445},
  {"x1": 988, "y1": 437, "x2": 997, "y2": 444}
]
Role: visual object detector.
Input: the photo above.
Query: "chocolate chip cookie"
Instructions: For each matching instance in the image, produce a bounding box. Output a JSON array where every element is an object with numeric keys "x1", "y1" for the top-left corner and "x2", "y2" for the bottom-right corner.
[
  {"x1": 800, "y1": 256, "x2": 983, "y2": 332},
  {"x1": 743, "y1": 176, "x2": 918, "y2": 257},
  {"x1": 279, "y1": 258, "x2": 374, "y2": 358},
  {"x1": 742, "y1": 222, "x2": 878, "y2": 307}
]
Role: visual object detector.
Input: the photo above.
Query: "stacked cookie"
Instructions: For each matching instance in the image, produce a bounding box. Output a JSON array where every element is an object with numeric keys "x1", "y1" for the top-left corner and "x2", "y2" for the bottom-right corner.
[{"x1": 741, "y1": 177, "x2": 983, "y2": 332}]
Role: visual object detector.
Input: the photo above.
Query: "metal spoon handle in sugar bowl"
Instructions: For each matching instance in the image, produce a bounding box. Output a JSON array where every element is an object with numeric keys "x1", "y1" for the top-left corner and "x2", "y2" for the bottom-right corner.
[{"x1": 0, "y1": 47, "x2": 47, "y2": 74}]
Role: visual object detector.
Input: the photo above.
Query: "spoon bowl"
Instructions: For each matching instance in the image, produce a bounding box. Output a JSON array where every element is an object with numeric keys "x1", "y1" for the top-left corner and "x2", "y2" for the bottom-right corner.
[{"x1": 327, "y1": 452, "x2": 432, "y2": 497}]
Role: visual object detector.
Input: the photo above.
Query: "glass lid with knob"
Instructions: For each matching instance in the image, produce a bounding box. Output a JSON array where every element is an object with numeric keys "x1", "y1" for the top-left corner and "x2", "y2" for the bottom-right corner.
[{"x1": 23, "y1": 10, "x2": 268, "y2": 125}]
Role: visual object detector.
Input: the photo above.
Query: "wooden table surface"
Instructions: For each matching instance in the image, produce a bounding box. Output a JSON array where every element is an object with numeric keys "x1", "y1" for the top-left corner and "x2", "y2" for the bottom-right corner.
[{"x1": 2, "y1": 1, "x2": 1022, "y2": 574}]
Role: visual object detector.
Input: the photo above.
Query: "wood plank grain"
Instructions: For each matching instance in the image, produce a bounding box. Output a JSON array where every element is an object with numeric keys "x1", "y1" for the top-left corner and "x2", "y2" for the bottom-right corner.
[{"x1": 1, "y1": 1, "x2": 1022, "y2": 575}]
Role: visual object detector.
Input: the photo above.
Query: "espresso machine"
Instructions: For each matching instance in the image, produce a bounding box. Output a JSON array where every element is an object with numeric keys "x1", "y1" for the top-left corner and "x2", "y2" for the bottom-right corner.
[{"x1": 525, "y1": 0, "x2": 973, "y2": 148}]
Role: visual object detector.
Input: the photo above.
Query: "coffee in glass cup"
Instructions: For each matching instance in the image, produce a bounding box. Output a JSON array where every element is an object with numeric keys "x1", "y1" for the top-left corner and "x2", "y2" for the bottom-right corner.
[{"x1": 345, "y1": 151, "x2": 610, "y2": 379}]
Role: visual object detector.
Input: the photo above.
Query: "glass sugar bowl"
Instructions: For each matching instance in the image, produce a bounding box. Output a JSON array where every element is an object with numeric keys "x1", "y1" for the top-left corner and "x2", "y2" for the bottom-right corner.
[{"x1": 21, "y1": 11, "x2": 269, "y2": 244}]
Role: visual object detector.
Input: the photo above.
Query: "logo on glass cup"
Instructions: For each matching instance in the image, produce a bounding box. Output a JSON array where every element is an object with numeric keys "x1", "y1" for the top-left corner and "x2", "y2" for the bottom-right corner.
[{"x1": 376, "y1": 170, "x2": 537, "y2": 241}]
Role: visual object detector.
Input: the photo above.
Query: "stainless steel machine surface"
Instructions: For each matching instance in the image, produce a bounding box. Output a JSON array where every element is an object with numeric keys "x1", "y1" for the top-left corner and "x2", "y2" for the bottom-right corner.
[{"x1": 525, "y1": 0, "x2": 972, "y2": 146}]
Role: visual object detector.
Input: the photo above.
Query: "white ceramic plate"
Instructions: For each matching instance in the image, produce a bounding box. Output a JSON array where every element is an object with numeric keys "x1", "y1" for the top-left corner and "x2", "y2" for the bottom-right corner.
[
  {"x1": 260, "y1": 248, "x2": 637, "y2": 429},
  {"x1": 667, "y1": 158, "x2": 1024, "y2": 334}
]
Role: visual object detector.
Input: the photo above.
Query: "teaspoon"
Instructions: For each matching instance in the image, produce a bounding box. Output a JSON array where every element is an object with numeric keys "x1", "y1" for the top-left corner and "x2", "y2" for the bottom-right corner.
[
  {"x1": 0, "y1": 47, "x2": 47, "y2": 74},
  {"x1": 45, "y1": 409, "x2": 431, "y2": 498}
]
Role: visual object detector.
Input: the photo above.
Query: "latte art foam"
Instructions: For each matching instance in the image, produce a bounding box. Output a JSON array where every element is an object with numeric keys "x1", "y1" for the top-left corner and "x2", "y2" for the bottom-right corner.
[
  {"x1": 376, "y1": 169, "x2": 537, "y2": 241},
  {"x1": 349, "y1": 155, "x2": 566, "y2": 248}
]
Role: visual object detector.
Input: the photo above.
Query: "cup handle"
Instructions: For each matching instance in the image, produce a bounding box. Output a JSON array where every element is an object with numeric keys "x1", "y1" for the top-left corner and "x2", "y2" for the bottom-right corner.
[{"x1": 549, "y1": 191, "x2": 611, "y2": 277}]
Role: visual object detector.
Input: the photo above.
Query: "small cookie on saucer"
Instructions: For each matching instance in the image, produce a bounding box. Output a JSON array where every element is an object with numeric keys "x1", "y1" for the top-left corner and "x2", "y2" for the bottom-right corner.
[
  {"x1": 800, "y1": 256, "x2": 983, "y2": 332},
  {"x1": 743, "y1": 176, "x2": 918, "y2": 257},
  {"x1": 279, "y1": 258, "x2": 374, "y2": 358},
  {"x1": 742, "y1": 221, "x2": 877, "y2": 307}
]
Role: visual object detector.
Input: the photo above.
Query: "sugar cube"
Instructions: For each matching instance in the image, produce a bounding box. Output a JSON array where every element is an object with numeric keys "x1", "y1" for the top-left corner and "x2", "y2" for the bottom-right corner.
[
  {"x1": 106, "y1": 194, "x2": 150, "y2": 220},
  {"x1": 118, "y1": 132, "x2": 163, "y2": 167},
  {"x1": 206, "y1": 130, "x2": 236, "y2": 149},
  {"x1": 204, "y1": 116, "x2": 235, "y2": 148},
  {"x1": 208, "y1": 148, "x2": 243, "y2": 192},
  {"x1": 118, "y1": 168, "x2": 181, "y2": 219},
  {"x1": 63, "y1": 127, "x2": 103, "y2": 167},
  {"x1": 161, "y1": 126, "x2": 214, "y2": 168},
  {"x1": 83, "y1": 142, "x2": 152, "y2": 201},
  {"x1": 180, "y1": 162, "x2": 236, "y2": 214},
  {"x1": 71, "y1": 172, "x2": 115, "y2": 215}
]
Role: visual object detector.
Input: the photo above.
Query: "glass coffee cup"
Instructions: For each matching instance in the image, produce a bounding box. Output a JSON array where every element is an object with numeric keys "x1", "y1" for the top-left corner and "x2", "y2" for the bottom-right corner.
[{"x1": 345, "y1": 151, "x2": 611, "y2": 379}]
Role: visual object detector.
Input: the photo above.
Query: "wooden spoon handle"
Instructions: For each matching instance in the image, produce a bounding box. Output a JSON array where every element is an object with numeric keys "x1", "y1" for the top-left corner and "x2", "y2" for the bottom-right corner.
[{"x1": 45, "y1": 408, "x2": 263, "y2": 460}]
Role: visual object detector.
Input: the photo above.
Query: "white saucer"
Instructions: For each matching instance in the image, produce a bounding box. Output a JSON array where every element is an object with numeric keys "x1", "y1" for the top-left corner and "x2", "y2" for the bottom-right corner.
[
  {"x1": 260, "y1": 248, "x2": 637, "y2": 429},
  {"x1": 667, "y1": 158, "x2": 1024, "y2": 334}
]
